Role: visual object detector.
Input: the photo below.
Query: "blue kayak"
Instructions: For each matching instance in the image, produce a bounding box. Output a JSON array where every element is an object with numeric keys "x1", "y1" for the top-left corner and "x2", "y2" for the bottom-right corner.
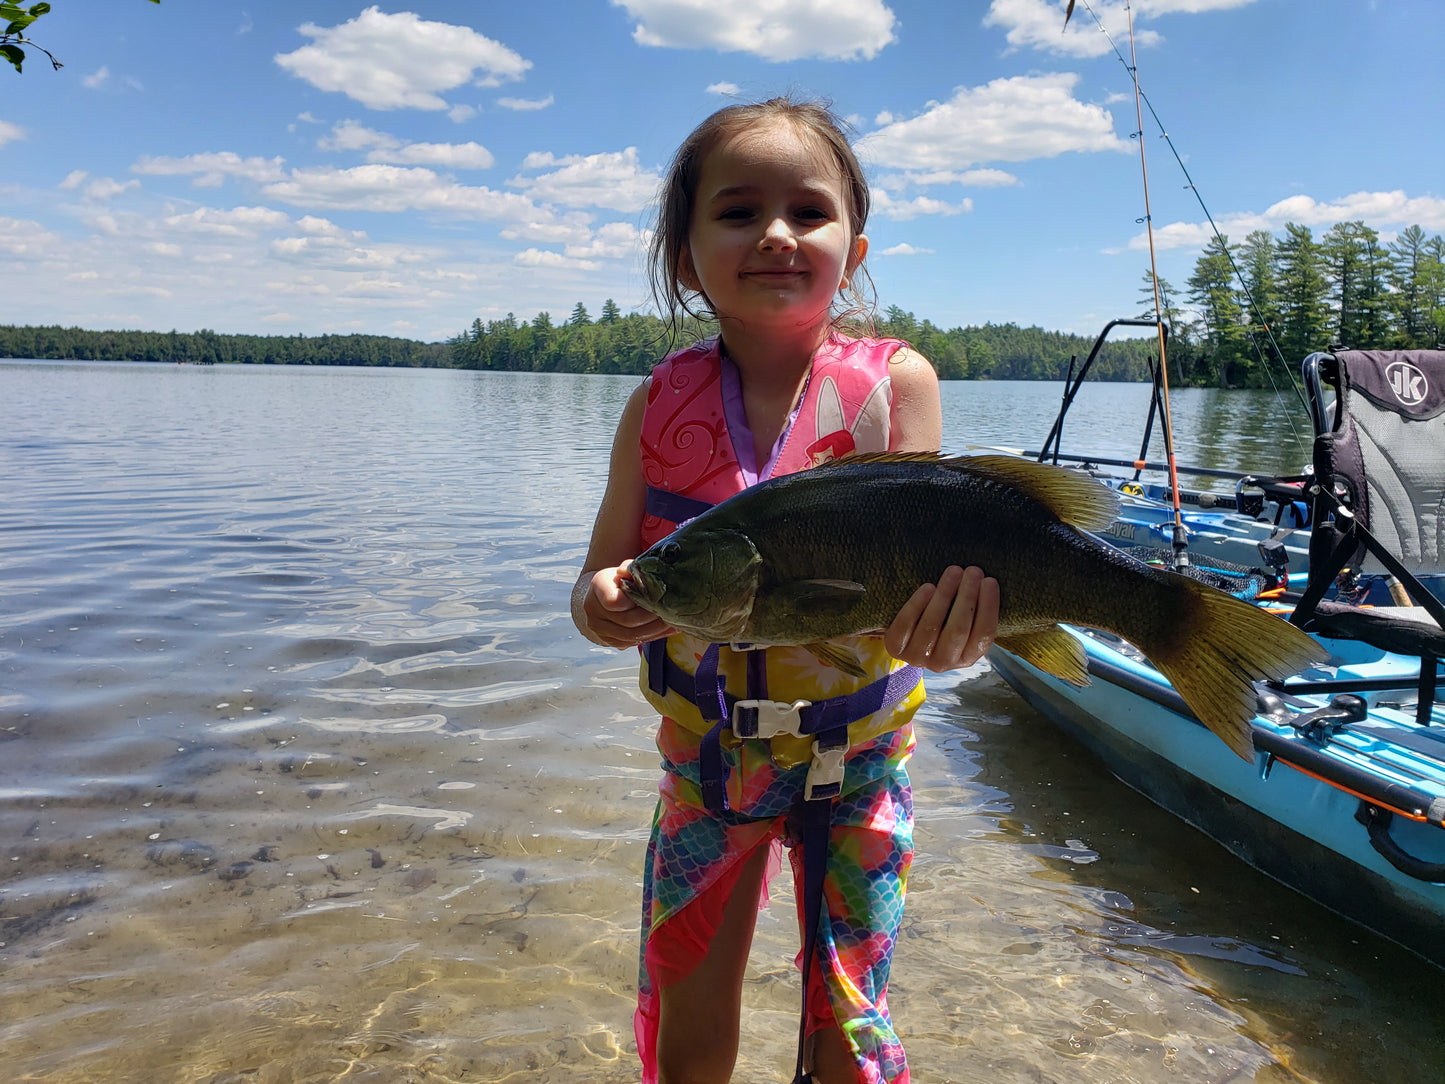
[{"x1": 989, "y1": 327, "x2": 1445, "y2": 971}]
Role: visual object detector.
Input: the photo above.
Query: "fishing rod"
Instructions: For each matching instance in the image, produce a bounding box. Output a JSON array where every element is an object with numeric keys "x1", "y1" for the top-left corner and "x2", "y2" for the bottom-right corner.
[
  {"x1": 1067, "y1": 0, "x2": 1192, "y2": 567},
  {"x1": 1067, "y1": 0, "x2": 1311, "y2": 425}
]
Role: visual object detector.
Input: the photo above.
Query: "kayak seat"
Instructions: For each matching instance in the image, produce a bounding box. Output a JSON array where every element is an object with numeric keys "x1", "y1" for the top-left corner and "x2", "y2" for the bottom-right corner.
[
  {"x1": 1291, "y1": 350, "x2": 1445, "y2": 725},
  {"x1": 1305, "y1": 349, "x2": 1445, "y2": 576}
]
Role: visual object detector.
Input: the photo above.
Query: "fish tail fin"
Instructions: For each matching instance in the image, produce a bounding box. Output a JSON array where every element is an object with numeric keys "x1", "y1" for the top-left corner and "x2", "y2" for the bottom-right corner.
[{"x1": 1146, "y1": 579, "x2": 1328, "y2": 760}]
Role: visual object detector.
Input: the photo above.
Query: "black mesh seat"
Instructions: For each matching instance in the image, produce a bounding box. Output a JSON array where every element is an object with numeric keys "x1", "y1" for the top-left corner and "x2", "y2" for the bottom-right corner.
[{"x1": 1291, "y1": 350, "x2": 1445, "y2": 723}]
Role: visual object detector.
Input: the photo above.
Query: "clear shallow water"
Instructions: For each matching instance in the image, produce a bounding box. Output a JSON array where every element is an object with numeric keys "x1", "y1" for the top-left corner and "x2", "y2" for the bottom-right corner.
[{"x1": 0, "y1": 361, "x2": 1438, "y2": 1083}]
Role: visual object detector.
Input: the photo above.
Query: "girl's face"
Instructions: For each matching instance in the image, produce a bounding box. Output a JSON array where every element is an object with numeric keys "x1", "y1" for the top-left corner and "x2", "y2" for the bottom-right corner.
[{"x1": 680, "y1": 120, "x2": 867, "y2": 336}]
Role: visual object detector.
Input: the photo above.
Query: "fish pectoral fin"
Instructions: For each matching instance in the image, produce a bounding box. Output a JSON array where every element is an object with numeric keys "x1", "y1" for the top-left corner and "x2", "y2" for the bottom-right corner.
[
  {"x1": 996, "y1": 626, "x2": 1090, "y2": 687},
  {"x1": 804, "y1": 641, "x2": 868, "y2": 678},
  {"x1": 772, "y1": 578, "x2": 867, "y2": 617}
]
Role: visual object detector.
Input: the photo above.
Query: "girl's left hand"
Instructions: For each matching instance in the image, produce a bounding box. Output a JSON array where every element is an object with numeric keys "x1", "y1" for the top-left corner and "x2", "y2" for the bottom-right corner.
[{"x1": 883, "y1": 565, "x2": 1000, "y2": 673}]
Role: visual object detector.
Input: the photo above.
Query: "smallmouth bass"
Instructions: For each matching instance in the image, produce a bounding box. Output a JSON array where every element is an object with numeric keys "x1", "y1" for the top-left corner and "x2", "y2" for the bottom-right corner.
[{"x1": 622, "y1": 453, "x2": 1327, "y2": 759}]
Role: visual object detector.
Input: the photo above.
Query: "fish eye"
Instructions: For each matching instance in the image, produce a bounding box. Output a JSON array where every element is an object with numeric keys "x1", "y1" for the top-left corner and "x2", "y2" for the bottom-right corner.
[{"x1": 659, "y1": 542, "x2": 682, "y2": 565}]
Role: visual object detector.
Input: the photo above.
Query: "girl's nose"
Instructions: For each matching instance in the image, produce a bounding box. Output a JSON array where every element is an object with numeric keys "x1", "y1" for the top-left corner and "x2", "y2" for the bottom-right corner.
[{"x1": 759, "y1": 217, "x2": 797, "y2": 252}]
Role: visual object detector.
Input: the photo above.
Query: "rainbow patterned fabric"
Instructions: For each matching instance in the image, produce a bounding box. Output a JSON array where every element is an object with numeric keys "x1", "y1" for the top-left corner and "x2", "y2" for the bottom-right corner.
[{"x1": 634, "y1": 718, "x2": 916, "y2": 1083}]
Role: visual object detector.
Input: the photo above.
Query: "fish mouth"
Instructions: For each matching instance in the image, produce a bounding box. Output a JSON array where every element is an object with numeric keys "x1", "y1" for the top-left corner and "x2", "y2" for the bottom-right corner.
[{"x1": 622, "y1": 563, "x2": 658, "y2": 604}]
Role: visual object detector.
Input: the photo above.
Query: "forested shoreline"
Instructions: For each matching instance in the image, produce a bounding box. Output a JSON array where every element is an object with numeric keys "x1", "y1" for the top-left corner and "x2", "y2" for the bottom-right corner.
[
  {"x1": 0, "y1": 326, "x2": 452, "y2": 368},
  {"x1": 6, "y1": 219, "x2": 1441, "y2": 385},
  {"x1": 0, "y1": 315, "x2": 1161, "y2": 381}
]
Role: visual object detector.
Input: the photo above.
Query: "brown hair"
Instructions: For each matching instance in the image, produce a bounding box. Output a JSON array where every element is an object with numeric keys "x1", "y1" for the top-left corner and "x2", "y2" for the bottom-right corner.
[{"x1": 647, "y1": 96, "x2": 876, "y2": 338}]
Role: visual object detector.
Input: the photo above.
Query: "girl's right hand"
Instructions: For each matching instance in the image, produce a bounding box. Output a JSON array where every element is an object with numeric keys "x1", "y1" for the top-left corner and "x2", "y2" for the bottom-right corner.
[{"x1": 574, "y1": 561, "x2": 676, "y2": 649}]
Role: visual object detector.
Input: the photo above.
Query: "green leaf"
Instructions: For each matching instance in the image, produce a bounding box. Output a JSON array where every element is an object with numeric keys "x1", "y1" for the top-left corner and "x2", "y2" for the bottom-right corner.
[
  {"x1": 28, "y1": 3, "x2": 52, "y2": 16},
  {"x1": 1, "y1": 42, "x2": 24, "y2": 73}
]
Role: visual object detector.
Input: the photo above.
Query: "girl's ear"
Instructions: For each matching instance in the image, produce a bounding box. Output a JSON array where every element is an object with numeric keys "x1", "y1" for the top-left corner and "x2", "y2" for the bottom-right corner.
[
  {"x1": 840, "y1": 234, "x2": 869, "y2": 291},
  {"x1": 677, "y1": 247, "x2": 702, "y2": 293}
]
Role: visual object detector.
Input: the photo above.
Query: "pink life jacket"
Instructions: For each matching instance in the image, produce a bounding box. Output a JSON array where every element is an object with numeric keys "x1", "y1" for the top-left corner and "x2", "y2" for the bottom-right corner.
[
  {"x1": 640, "y1": 333, "x2": 903, "y2": 546},
  {"x1": 636, "y1": 333, "x2": 926, "y2": 775}
]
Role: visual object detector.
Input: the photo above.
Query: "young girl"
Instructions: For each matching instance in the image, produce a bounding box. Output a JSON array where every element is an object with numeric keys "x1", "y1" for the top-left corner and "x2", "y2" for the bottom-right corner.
[{"x1": 573, "y1": 97, "x2": 999, "y2": 1084}]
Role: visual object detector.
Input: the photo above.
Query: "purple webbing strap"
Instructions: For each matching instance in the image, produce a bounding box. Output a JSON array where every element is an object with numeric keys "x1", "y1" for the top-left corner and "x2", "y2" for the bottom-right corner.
[{"x1": 694, "y1": 644, "x2": 730, "y2": 812}]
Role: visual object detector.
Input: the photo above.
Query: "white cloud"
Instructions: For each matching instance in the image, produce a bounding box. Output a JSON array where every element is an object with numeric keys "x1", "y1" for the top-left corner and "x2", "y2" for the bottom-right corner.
[
  {"x1": 275, "y1": 6, "x2": 531, "y2": 111},
  {"x1": 84, "y1": 177, "x2": 140, "y2": 201},
  {"x1": 880, "y1": 242, "x2": 934, "y2": 256},
  {"x1": 878, "y1": 168, "x2": 1019, "y2": 188},
  {"x1": 317, "y1": 126, "x2": 492, "y2": 170},
  {"x1": 0, "y1": 217, "x2": 57, "y2": 256},
  {"x1": 147, "y1": 242, "x2": 183, "y2": 257},
  {"x1": 0, "y1": 119, "x2": 25, "y2": 146},
  {"x1": 1141, "y1": 189, "x2": 1445, "y2": 252},
  {"x1": 870, "y1": 189, "x2": 972, "y2": 221},
  {"x1": 509, "y1": 147, "x2": 660, "y2": 212},
  {"x1": 985, "y1": 0, "x2": 1154, "y2": 59},
  {"x1": 266, "y1": 276, "x2": 330, "y2": 295},
  {"x1": 857, "y1": 74, "x2": 1128, "y2": 171},
  {"x1": 500, "y1": 214, "x2": 596, "y2": 245},
  {"x1": 82, "y1": 66, "x2": 109, "y2": 89},
  {"x1": 163, "y1": 206, "x2": 292, "y2": 237},
  {"x1": 614, "y1": 0, "x2": 897, "y2": 61},
  {"x1": 563, "y1": 221, "x2": 648, "y2": 260},
  {"x1": 377, "y1": 142, "x2": 495, "y2": 169},
  {"x1": 515, "y1": 248, "x2": 600, "y2": 271},
  {"x1": 263, "y1": 164, "x2": 547, "y2": 223},
  {"x1": 706, "y1": 81, "x2": 740, "y2": 96},
  {"x1": 319, "y1": 120, "x2": 398, "y2": 153},
  {"x1": 448, "y1": 104, "x2": 478, "y2": 123},
  {"x1": 59, "y1": 169, "x2": 88, "y2": 190},
  {"x1": 133, "y1": 152, "x2": 287, "y2": 187},
  {"x1": 497, "y1": 94, "x2": 554, "y2": 112},
  {"x1": 295, "y1": 215, "x2": 365, "y2": 240},
  {"x1": 984, "y1": 0, "x2": 1256, "y2": 59}
]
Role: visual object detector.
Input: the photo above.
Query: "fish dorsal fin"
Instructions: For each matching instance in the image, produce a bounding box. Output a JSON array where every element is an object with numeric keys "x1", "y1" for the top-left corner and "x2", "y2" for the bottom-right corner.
[
  {"x1": 818, "y1": 450, "x2": 946, "y2": 467},
  {"x1": 814, "y1": 451, "x2": 1118, "y2": 530},
  {"x1": 942, "y1": 454, "x2": 1120, "y2": 531}
]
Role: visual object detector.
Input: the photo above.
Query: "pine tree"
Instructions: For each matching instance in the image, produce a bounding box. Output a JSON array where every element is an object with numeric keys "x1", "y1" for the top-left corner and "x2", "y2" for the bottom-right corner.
[
  {"x1": 1387, "y1": 225, "x2": 1430, "y2": 347},
  {"x1": 1186, "y1": 235, "x2": 1245, "y2": 387},
  {"x1": 1322, "y1": 221, "x2": 1385, "y2": 348},
  {"x1": 1273, "y1": 223, "x2": 1331, "y2": 363}
]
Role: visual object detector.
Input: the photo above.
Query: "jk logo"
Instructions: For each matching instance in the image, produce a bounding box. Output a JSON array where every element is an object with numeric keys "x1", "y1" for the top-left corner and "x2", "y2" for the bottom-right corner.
[{"x1": 1385, "y1": 361, "x2": 1428, "y2": 406}]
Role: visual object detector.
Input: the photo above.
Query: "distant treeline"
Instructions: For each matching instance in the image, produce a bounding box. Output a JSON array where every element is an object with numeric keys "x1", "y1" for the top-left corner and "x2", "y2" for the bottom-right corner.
[
  {"x1": 0, "y1": 325, "x2": 451, "y2": 367},
  {"x1": 0, "y1": 310, "x2": 1161, "y2": 381},
  {"x1": 1146, "y1": 221, "x2": 1444, "y2": 387},
  {"x1": 10, "y1": 217, "x2": 1439, "y2": 384},
  {"x1": 448, "y1": 301, "x2": 1161, "y2": 382}
]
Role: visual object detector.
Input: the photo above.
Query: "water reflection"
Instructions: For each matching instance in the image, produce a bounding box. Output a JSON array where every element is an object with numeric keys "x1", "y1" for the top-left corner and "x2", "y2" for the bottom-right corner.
[{"x1": 0, "y1": 362, "x2": 1436, "y2": 1084}]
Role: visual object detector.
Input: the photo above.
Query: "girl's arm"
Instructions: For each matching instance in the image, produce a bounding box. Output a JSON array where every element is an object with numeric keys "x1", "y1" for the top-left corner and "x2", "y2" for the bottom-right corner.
[
  {"x1": 883, "y1": 347, "x2": 1001, "y2": 672},
  {"x1": 572, "y1": 379, "x2": 677, "y2": 649}
]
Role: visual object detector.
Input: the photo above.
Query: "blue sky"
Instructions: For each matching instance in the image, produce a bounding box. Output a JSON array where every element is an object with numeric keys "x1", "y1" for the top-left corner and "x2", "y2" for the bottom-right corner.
[{"x1": 3, "y1": 0, "x2": 1441, "y2": 343}]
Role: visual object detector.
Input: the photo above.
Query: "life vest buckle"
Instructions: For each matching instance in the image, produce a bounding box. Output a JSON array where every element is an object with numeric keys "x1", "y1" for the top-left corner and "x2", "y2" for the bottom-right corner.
[
  {"x1": 805, "y1": 742, "x2": 847, "y2": 801},
  {"x1": 732, "y1": 697, "x2": 813, "y2": 740}
]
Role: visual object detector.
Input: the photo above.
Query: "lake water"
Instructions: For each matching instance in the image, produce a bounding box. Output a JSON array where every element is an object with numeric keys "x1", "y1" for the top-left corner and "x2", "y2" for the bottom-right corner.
[{"x1": 1, "y1": 360, "x2": 1439, "y2": 1084}]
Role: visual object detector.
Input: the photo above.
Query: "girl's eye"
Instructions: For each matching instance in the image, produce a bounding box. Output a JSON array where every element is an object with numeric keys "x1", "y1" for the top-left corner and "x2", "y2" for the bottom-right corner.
[{"x1": 718, "y1": 207, "x2": 753, "y2": 221}]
